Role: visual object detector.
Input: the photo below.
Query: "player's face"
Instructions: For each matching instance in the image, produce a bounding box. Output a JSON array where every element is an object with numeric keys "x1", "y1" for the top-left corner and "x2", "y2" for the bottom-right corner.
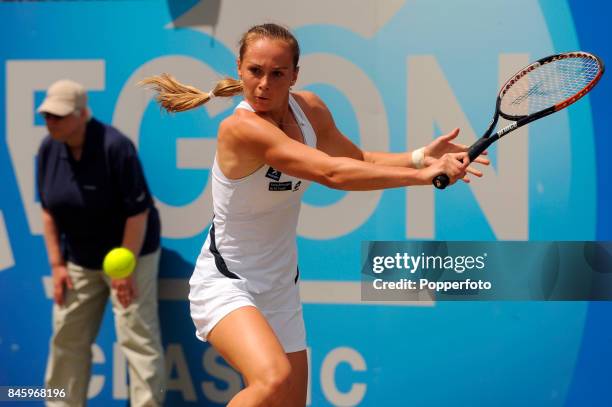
[{"x1": 238, "y1": 38, "x2": 298, "y2": 113}]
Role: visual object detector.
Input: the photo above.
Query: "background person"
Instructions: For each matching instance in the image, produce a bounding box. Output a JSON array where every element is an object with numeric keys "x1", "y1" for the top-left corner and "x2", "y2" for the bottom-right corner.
[{"x1": 36, "y1": 79, "x2": 165, "y2": 406}]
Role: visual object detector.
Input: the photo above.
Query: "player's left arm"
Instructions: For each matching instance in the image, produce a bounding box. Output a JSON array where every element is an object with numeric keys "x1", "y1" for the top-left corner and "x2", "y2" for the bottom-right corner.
[
  {"x1": 296, "y1": 91, "x2": 488, "y2": 173},
  {"x1": 295, "y1": 91, "x2": 366, "y2": 161}
]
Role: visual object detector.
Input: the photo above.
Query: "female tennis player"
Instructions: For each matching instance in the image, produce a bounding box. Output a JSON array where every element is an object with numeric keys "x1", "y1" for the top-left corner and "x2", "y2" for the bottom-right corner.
[{"x1": 142, "y1": 23, "x2": 488, "y2": 407}]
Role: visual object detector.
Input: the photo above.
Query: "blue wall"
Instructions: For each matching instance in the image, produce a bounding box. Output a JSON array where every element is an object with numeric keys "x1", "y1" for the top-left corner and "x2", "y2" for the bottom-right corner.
[{"x1": 0, "y1": 1, "x2": 611, "y2": 405}]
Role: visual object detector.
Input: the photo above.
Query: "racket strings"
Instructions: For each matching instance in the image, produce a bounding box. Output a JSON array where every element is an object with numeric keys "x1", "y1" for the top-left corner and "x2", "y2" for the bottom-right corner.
[{"x1": 500, "y1": 56, "x2": 600, "y2": 116}]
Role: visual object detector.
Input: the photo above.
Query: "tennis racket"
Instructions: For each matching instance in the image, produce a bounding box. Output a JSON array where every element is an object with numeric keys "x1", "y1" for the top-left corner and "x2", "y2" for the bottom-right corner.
[{"x1": 433, "y1": 51, "x2": 605, "y2": 189}]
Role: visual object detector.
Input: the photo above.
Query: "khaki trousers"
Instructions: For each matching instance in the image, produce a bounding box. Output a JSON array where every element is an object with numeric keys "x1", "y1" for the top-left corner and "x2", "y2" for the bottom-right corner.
[{"x1": 45, "y1": 249, "x2": 165, "y2": 407}]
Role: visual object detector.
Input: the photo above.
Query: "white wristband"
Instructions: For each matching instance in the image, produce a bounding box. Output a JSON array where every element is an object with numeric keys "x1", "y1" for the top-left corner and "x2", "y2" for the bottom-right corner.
[{"x1": 412, "y1": 147, "x2": 425, "y2": 169}]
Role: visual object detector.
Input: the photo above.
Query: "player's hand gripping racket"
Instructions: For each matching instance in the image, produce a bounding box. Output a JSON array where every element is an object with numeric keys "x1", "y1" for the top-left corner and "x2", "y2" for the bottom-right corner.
[{"x1": 433, "y1": 51, "x2": 605, "y2": 189}]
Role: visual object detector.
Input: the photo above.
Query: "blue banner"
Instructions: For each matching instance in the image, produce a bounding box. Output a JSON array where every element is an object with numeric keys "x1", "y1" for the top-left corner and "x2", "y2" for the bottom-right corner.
[{"x1": 1, "y1": 1, "x2": 611, "y2": 405}]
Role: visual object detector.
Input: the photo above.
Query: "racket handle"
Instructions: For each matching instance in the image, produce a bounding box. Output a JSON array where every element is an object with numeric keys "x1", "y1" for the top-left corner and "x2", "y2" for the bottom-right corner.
[
  {"x1": 433, "y1": 174, "x2": 450, "y2": 189},
  {"x1": 433, "y1": 137, "x2": 495, "y2": 189},
  {"x1": 468, "y1": 137, "x2": 494, "y2": 161}
]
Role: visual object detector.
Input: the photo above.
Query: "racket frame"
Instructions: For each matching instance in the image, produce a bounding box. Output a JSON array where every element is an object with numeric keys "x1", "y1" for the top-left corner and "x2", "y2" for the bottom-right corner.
[{"x1": 433, "y1": 51, "x2": 605, "y2": 189}]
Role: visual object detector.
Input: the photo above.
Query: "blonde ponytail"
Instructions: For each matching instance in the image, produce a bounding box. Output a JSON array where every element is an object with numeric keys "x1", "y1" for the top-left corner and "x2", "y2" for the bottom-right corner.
[{"x1": 139, "y1": 73, "x2": 243, "y2": 113}]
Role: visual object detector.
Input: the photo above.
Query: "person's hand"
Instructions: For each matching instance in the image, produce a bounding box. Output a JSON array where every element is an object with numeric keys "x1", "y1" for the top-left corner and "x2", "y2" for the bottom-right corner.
[
  {"x1": 52, "y1": 264, "x2": 73, "y2": 306},
  {"x1": 111, "y1": 275, "x2": 137, "y2": 308},
  {"x1": 422, "y1": 152, "x2": 470, "y2": 186},
  {"x1": 423, "y1": 128, "x2": 489, "y2": 179}
]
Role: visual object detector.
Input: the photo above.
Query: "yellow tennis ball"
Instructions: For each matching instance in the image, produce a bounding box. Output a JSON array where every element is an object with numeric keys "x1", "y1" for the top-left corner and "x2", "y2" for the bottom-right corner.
[{"x1": 103, "y1": 248, "x2": 136, "y2": 279}]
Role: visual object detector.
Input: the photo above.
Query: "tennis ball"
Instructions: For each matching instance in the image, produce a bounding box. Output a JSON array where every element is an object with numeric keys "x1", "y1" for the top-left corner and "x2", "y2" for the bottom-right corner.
[{"x1": 103, "y1": 248, "x2": 136, "y2": 279}]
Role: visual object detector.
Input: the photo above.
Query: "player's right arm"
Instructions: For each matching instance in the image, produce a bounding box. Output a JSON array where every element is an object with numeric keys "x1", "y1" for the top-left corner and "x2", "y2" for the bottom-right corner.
[{"x1": 41, "y1": 209, "x2": 72, "y2": 305}]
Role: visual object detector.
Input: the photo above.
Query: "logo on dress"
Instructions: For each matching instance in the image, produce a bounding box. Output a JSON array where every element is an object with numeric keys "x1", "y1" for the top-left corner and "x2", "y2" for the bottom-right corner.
[
  {"x1": 265, "y1": 167, "x2": 282, "y2": 181},
  {"x1": 269, "y1": 181, "x2": 292, "y2": 191},
  {"x1": 293, "y1": 181, "x2": 302, "y2": 191}
]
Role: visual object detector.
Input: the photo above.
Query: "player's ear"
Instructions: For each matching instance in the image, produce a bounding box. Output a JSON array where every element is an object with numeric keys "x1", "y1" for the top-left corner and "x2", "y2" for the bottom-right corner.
[
  {"x1": 291, "y1": 66, "x2": 299, "y2": 86},
  {"x1": 237, "y1": 58, "x2": 244, "y2": 81}
]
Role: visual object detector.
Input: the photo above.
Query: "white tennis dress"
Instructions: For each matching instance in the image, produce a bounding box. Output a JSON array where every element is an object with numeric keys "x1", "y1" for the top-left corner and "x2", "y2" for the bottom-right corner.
[{"x1": 189, "y1": 94, "x2": 316, "y2": 352}]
